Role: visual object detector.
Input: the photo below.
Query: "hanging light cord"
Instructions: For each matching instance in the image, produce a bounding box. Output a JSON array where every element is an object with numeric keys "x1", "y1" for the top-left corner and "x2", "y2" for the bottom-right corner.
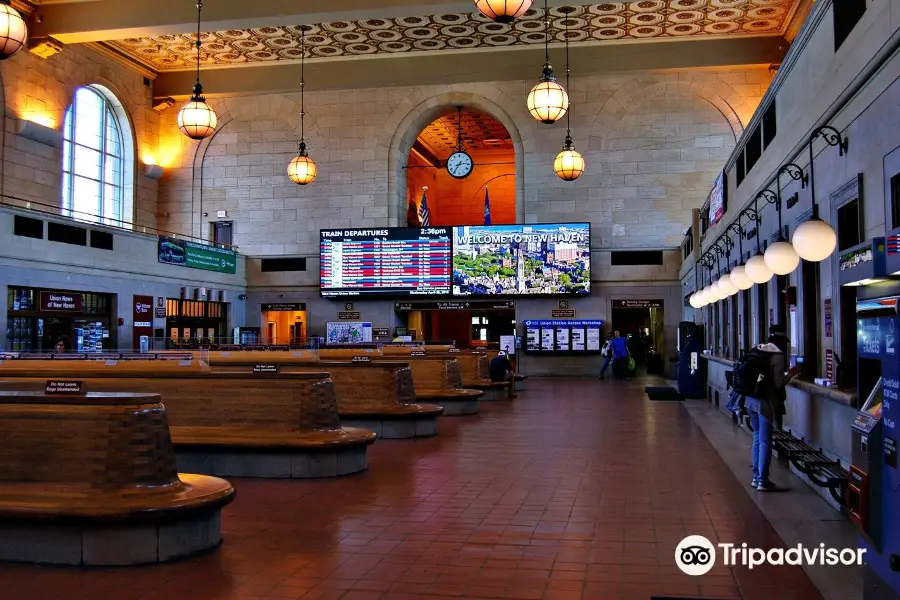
[
  {"x1": 563, "y1": 11, "x2": 571, "y2": 141},
  {"x1": 457, "y1": 106, "x2": 463, "y2": 151},
  {"x1": 194, "y1": 1, "x2": 202, "y2": 92},
  {"x1": 543, "y1": 0, "x2": 550, "y2": 66},
  {"x1": 300, "y1": 26, "x2": 305, "y2": 147}
]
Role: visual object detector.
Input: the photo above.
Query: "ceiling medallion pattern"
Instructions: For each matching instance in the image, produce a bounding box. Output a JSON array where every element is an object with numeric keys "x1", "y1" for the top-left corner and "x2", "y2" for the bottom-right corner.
[
  {"x1": 418, "y1": 109, "x2": 513, "y2": 157},
  {"x1": 109, "y1": 0, "x2": 795, "y2": 71}
]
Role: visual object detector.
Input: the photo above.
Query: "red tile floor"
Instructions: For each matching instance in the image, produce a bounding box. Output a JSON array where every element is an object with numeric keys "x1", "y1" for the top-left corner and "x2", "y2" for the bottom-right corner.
[{"x1": 0, "y1": 378, "x2": 824, "y2": 600}]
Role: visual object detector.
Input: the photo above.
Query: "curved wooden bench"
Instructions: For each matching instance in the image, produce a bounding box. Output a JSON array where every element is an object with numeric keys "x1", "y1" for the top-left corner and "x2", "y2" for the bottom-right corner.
[
  {"x1": 206, "y1": 359, "x2": 443, "y2": 439},
  {"x1": 0, "y1": 391, "x2": 234, "y2": 566},
  {"x1": 371, "y1": 356, "x2": 481, "y2": 415},
  {"x1": 0, "y1": 362, "x2": 376, "y2": 478}
]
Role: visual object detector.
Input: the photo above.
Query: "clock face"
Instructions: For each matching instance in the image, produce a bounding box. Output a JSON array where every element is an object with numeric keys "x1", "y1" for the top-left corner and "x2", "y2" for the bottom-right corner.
[{"x1": 447, "y1": 151, "x2": 474, "y2": 179}]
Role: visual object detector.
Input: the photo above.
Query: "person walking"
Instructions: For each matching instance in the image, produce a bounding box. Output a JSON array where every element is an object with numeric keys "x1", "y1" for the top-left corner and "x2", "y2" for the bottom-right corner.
[
  {"x1": 609, "y1": 330, "x2": 630, "y2": 379},
  {"x1": 599, "y1": 332, "x2": 614, "y2": 379},
  {"x1": 737, "y1": 325, "x2": 797, "y2": 491}
]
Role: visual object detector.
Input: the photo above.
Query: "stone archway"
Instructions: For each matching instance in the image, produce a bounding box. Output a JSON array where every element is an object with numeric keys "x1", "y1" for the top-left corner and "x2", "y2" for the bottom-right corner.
[{"x1": 379, "y1": 86, "x2": 532, "y2": 227}]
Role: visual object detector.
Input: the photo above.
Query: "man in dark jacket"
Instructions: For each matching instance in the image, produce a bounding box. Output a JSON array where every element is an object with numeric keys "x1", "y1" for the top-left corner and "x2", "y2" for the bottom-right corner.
[
  {"x1": 489, "y1": 351, "x2": 517, "y2": 400},
  {"x1": 744, "y1": 327, "x2": 797, "y2": 491}
]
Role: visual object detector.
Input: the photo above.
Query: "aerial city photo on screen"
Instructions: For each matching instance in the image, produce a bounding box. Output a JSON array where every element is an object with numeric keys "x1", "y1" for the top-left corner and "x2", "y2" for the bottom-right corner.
[{"x1": 452, "y1": 223, "x2": 591, "y2": 296}]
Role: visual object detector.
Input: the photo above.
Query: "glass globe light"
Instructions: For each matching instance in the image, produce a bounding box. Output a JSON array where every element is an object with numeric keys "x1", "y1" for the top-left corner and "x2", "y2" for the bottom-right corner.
[
  {"x1": 745, "y1": 254, "x2": 773, "y2": 284},
  {"x1": 554, "y1": 135, "x2": 584, "y2": 181},
  {"x1": 527, "y1": 63, "x2": 568, "y2": 124},
  {"x1": 729, "y1": 265, "x2": 753, "y2": 290},
  {"x1": 178, "y1": 83, "x2": 217, "y2": 140},
  {"x1": 473, "y1": 0, "x2": 533, "y2": 23},
  {"x1": 288, "y1": 141, "x2": 317, "y2": 185},
  {"x1": 689, "y1": 293, "x2": 703, "y2": 309},
  {"x1": 0, "y1": 2, "x2": 27, "y2": 60},
  {"x1": 792, "y1": 217, "x2": 837, "y2": 262},
  {"x1": 764, "y1": 240, "x2": 800, "y2": 275},
  {"x1": 718, "y1": 275, "x2": 738, "y2": 297},
  {"x1": 706, "y1": 279, "x2": 720, "y2": 302}
]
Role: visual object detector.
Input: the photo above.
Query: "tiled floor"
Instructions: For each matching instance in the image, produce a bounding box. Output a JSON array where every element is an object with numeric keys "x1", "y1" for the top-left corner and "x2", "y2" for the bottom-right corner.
[{"x1": 0, "y1": 378, "x2": 829, "y2": 600}]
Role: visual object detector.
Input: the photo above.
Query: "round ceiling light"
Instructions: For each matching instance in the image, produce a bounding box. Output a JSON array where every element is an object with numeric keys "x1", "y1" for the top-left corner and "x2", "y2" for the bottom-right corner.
[
  {"x1": 288, "y1": 142, "x2": 317, "y2": 185},
  {"x1": 177, "y1": 89, "x2": 218, "y2": 140},
  {"x1": 718, "y1": 275, "x2": 738, "y2": 298},
  {"x1": 745, "y1": 254, "x2": 774, "y2": 284},
  {"x1": 554, "y1": 135, "x2": 584, "y2": 181},
  {"x1": 792, "y1": 217, "x2": 837, "y2": 262},
  {"x1": 527, "y1": 71, "x2": 568, "y2": 124},
  {"x1": 764, "y1": 240, "x2": 800, "y2": 275},
  {"x1": 473, "y1": 0, "x2": 534, "y2": 23},
  {"x1": 729, "y1": 265, "x2": 753, "y2": 290},
  {"x1": 0, "y1": 1, "x2": 27, "y2": 61}
]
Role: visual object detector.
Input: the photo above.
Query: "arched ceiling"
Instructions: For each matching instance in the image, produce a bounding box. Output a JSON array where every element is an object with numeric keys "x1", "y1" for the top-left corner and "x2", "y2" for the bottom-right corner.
[{"x1": 417, "y1": 108, "x2": 513, "y2": 159}]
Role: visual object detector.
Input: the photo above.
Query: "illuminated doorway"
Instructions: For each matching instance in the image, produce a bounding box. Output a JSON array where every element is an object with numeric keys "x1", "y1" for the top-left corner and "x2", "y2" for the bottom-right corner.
[
  {"x1": 406, "y1": 107, "x2": 515, "y2": 227},
  {"x1": 260, "y1": 303, "x2": 307, "y2": 345}
]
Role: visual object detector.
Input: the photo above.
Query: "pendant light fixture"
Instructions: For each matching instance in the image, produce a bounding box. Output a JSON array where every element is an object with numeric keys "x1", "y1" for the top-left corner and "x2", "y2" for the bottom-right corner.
[
  {"x1": 177, "y1": 1, "x2": 217, "y2": 140},
  {"x1": 526, "y1": 0, "x2": 567, "y2": 124},
  {"x1": 792, "y1": 126, "x2": 845, "y2": 262},
  {"x1": 759, "y1": 188, "x2": 799, "y2": 275},
  {"x1": 288, "y1": 25, "x2": 317, "y2": 185},
  {"x1": 553, "y1": 9, "x2": 584, "y2": 182},
  {"x1": 727, "y1": 221, "x2": 754, "y2": 291},
  {"x1": 0, "y1": 0, "x2": 27, "y2": 61},
  {"x1": 745, "y1": 195, "x2": 774, "y2": 284},
  {"x1": 474, "y1": 0, "x2": 533, "y2": 24},
  {"x1": 716, "y1": 241, "x2": 738, "y2": 298}
]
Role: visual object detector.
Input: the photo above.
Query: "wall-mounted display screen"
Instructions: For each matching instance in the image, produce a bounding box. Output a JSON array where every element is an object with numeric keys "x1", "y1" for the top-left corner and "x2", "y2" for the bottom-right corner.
[
  {"x1": 320, "y1": 227, "x2": 451, "y2": 297},
  {"x1": 452, "y1": 223, "x2": 591, "y2": 296},
  {"x1": 524, "y1": 319, "x2": 603, "y2": 354},
  {"x1": 325, "y1": 322, "x2": 373, "y2": 345}
]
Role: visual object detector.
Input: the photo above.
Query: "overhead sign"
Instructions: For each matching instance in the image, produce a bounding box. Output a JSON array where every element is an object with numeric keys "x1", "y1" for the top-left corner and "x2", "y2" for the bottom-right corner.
[
  {"x1": 40, "y1": 291, "x2": 82, "y2": 312},
  {"x1": 158, "y1": 236, "x2": 237, "y2": 274},
  {"x1": 373, "y1": 328, "x2": 390, "y2": 337},
  {"x1": 524, "y1": 319, "x2": 603, "y2": 328},
  {"x1": 261, "y1": 303, "x2": 306, "y2": 312},
  {"x1": 707, "y1": 171, "x2": 727, "y2": 227},
  {"x1": 394, "y1": 300, "x2": 516, "y2": 311},
  {"x1": 612, "y1": 299, "x2": 663, "y2": 309}
]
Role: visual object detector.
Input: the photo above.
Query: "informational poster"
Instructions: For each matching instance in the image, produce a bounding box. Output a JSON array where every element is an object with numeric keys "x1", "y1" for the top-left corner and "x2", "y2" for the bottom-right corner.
[
  {"x1": 526, "y1": 327, "x2": 540, "y2": 352},
  {"x1": 789, "y1": 306, "x2": 799, "y2": 353},
  {"x1": 825, "y1": 348, "x2": 835, "y2": 382},
  {"x1": 500, "y1": 334, "x2": 516, "y2": 356},
  {"x1": 824, "y1": 298, "x2": 833, "y2": 338},
  {"x1": 541, "y1": 328, "x2": 554, "y2": 351},
  {"x1": 586, "y1": 327, "x2": 602, "y2": 351},
  {"x1": 556, "y1": 327, "x2": 570, "y2": 351},
  {"x1": 325, "y1": 322, "x2": 373, "y2": 345},
  {"x1": 571, "y1": 328, "x2": 585, "y2": 351}
]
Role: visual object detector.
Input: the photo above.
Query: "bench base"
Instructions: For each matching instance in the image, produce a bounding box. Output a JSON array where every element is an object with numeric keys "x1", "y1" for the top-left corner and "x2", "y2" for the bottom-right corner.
[
  {"x1": 175, "y1": 446, "x2": 368, "y2": 478},
  {"x1": 341, "y1": 416, "x2": 437, "y2": 439},
  {"x1": 437, "y1": 397, "x2": 478, "y2": 416},
  {"x1": 480, "y1": 387, "x2": 509, "y2": 402},
  {"x1": 515, "y1": 377, "x2": 527, "y2": 392},
  {"x1": 0, "y1": 510, "x2": 222, "y2": 566}
]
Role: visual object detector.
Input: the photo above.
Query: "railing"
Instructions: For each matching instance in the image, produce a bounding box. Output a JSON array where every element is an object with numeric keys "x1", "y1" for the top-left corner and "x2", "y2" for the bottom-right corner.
[{"x1": 0, "y1": 193, "x2": 238, "y2": 252}]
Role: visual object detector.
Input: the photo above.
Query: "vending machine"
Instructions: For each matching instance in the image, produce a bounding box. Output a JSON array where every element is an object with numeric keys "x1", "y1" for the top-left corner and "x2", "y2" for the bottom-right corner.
[{"x1": 852, "y1": 296, "x2": 900, "y2": 600}]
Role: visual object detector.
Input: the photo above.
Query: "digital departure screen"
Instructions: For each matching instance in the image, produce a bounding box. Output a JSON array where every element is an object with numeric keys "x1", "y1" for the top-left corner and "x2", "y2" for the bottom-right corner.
[{"x1": 320, "y1": 227, "x2": 452, "y2": 297}]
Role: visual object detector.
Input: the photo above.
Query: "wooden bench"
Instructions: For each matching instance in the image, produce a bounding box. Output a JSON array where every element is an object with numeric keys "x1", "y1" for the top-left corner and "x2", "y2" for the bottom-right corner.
[
  {"x1": 384, "y1": 357, "x2": 482, "y2": 415},
  {"x1": 205, "y1": 358, "x2": 443, "y2": 438},
  {"x1": 0, "y1": 391, "x2": 234, "y2": 566},
  {"x1": 0, "y1": 361, "x2": 376, "y2": 478}
]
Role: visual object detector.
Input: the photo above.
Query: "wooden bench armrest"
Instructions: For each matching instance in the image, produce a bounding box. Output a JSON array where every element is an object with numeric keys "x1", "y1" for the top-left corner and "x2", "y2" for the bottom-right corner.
[
  {"x1": 170, "y1": 426, "x2": 377, "y2": 450},
  {"x1": 340, "y1": 403, "x2": 443, "y2": 419}
]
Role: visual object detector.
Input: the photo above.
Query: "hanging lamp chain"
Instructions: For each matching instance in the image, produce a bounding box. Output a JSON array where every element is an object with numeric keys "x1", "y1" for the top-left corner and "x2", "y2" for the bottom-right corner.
[
  {"x1": 299, "y1": 25, "x2": 307, "y2": 154},
  {"x1": 457, "y1": 106, "x2": 463, "y2": 152},
  {"x1": 564, "y1": 8, "x2": 571, "y2": 141},
  {"x1": 193, "y1": 0, "x2": 203, "y2": 98}
]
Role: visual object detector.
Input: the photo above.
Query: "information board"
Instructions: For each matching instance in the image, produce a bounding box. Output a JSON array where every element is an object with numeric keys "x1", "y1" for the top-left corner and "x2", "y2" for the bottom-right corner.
[
  {"x1": 524, "y1": 319, "x2": 603, "y2": 354},
  {"x1": 320, "y1": 227, "x2": 451, "y2": 297}
]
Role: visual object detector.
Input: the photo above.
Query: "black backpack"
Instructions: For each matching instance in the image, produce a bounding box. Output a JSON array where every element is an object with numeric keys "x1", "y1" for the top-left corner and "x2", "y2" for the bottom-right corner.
[{"x1": 731, "y1": 349, "x2": 772, "y2": 397}]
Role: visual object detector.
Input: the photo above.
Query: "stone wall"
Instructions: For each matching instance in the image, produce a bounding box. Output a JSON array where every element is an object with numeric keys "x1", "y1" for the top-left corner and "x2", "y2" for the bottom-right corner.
[{"x1": 157, "y1": 67, "x2": 769, "y2": 258}]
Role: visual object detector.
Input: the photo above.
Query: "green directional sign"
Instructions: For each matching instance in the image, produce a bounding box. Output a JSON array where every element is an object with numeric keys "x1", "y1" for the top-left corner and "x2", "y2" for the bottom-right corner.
[{"x1": 158, "y1": 237, "x2": 237, "y2": 274}]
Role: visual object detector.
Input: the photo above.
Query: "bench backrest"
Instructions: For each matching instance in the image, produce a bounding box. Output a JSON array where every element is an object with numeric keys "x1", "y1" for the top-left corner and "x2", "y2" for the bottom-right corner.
[
  {"x1": 0, "y1": 364, "x2": 338, "y2": 432},
  {"x1": 0, "y1": 392, "x2": 179, "y2": 490},
  {"x1": 206, "y1": 360, "x2": 416, "y2": 411}
]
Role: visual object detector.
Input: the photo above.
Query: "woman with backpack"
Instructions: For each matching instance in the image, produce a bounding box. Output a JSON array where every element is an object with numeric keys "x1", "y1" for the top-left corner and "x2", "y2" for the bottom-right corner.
[{"x1": 731, "y1": 325, "x2": 798, "y2": 491}]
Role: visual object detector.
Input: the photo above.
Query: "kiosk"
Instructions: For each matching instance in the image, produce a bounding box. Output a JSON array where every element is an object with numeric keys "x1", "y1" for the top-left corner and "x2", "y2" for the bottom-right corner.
[{"x1": 852, "y1": 296, "x2": 900, "y2": 600}]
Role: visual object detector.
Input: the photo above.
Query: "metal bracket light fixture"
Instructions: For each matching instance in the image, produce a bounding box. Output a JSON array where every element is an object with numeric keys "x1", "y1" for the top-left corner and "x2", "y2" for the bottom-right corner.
[
  {"x1": 177, "y1": 1, "x2": 217, "y2": 140},
  {"x1": 760, "y1": 186, "x2": 799, "y2": 275},
  {"x1": 553, "y1": 8, "x2": 583, "y2": 181},
  {"x1": 727, "y1": 220, "x2": 753, "y2": 291},
  {"x1": 473, "y1": 0, "x2": 533, "y2": 23},
  {"x1": 526, "y1": 0, "x2": 567, "y2": 124},
  {"x1": 792, "y1": 125, "x2": 846, "y2": 262},
  {"x1": 288, "y1": 25, "x2": 317, "y2": 186},
  {"x1": 0, "y1": 0, "x2": 27, "y2": 60},
  {"x1": 745, "y1": 194, "x2": 774, "y2": 284}
]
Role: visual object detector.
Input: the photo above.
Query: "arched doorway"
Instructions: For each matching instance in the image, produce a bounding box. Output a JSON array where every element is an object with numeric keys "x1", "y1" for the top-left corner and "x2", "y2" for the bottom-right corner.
[
  {"x1": 405, "y1": 107, "x2": 515, "y2": 228},
  {"x1": 403, "y1": 106, "x2": 517, "y2": 348}
]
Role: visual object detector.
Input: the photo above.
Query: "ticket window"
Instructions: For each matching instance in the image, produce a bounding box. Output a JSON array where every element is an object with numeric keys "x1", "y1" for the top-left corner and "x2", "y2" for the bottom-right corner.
[{"x1": 261, "y1": 310, "x2": 307, "y2": 344}]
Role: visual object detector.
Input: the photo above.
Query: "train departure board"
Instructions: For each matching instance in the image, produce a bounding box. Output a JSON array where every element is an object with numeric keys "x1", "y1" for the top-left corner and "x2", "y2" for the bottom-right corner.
[{"x1": 320, "y1": 227, "x2": 452, "y2": 297}]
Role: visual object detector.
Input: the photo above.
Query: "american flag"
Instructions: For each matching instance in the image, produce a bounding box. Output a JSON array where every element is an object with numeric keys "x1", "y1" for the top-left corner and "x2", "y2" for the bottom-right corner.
[
  {"x1": 419, "y1": 187, "x2": 431, "y2": 226},
  {"x1": 484, "y1": 187, "x2": 491, "y2": 226}
]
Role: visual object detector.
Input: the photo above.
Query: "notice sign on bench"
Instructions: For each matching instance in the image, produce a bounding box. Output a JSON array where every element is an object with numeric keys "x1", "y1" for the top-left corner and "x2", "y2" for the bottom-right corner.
[
  {"x1": 410, "y1": 350, "x2": 426, "y2": 356},
  {"x1": 352, "y1": 356, "x2": 371, "y2": 363},
  {"x1": 253, "y1": 364, "x2": 279, "y2": 374},
  {"x1": 45, "y1": 380, "x2": 85, "y2": 395}
]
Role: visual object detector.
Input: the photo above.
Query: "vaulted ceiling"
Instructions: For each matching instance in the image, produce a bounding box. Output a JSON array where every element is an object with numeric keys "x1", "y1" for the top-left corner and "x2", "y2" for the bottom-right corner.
[{"x1": 25, "y1": 0, "x2": 812, "y2": 96}]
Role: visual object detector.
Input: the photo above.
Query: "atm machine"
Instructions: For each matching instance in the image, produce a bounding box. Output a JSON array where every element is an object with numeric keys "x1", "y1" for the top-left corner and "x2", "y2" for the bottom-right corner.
[{"x1": 852, "y1": 296, "x2": 900, "y2": 600}]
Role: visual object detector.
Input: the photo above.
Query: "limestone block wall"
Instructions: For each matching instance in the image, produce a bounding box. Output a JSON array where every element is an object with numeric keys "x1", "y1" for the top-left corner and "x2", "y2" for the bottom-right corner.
[
  {"x1": 156, "y1": 67, "x2": 769, "y2": 258},
  {"x1": 0, "y1": 44, "x2": 159, "y2": 229}
]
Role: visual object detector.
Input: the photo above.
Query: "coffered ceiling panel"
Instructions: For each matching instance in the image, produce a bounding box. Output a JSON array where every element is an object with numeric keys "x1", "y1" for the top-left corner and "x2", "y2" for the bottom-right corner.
[
  {"x1": 107, "y1": 1, "x2": 799, "y2": 72},
  {"x1": 418, "y1": 109, "x2": 513, "y2": 158}
]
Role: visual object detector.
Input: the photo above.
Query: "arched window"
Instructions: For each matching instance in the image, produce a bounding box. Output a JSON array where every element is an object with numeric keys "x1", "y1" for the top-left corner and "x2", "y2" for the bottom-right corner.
[{"x1": 61, "y1": 87, "x2": 125, "y2": 225}]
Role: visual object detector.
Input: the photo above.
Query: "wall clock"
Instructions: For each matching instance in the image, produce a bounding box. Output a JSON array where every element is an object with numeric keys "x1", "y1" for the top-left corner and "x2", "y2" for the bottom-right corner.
[{"x1": 446, "y1": 106, "x2": 473, "y2": 179}]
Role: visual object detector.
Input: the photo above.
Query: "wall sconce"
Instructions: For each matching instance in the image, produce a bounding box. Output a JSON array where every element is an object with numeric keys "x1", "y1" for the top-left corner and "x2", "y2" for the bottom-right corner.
[
  {"x1": 16, "y1": 118, "x2": 61, "y2": 147},
  {"x1": 152, "y1": 97, "x2": 175, "y2": 113},
  {"x1": 144, "y1": 163, "x2": 164, "y2": 179}
]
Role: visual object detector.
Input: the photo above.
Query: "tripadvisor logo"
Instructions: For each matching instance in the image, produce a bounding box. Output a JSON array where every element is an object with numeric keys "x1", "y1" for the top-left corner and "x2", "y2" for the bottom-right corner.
[{"x1": 675, "y1": 535, "x2": 866, "y2": 576}]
